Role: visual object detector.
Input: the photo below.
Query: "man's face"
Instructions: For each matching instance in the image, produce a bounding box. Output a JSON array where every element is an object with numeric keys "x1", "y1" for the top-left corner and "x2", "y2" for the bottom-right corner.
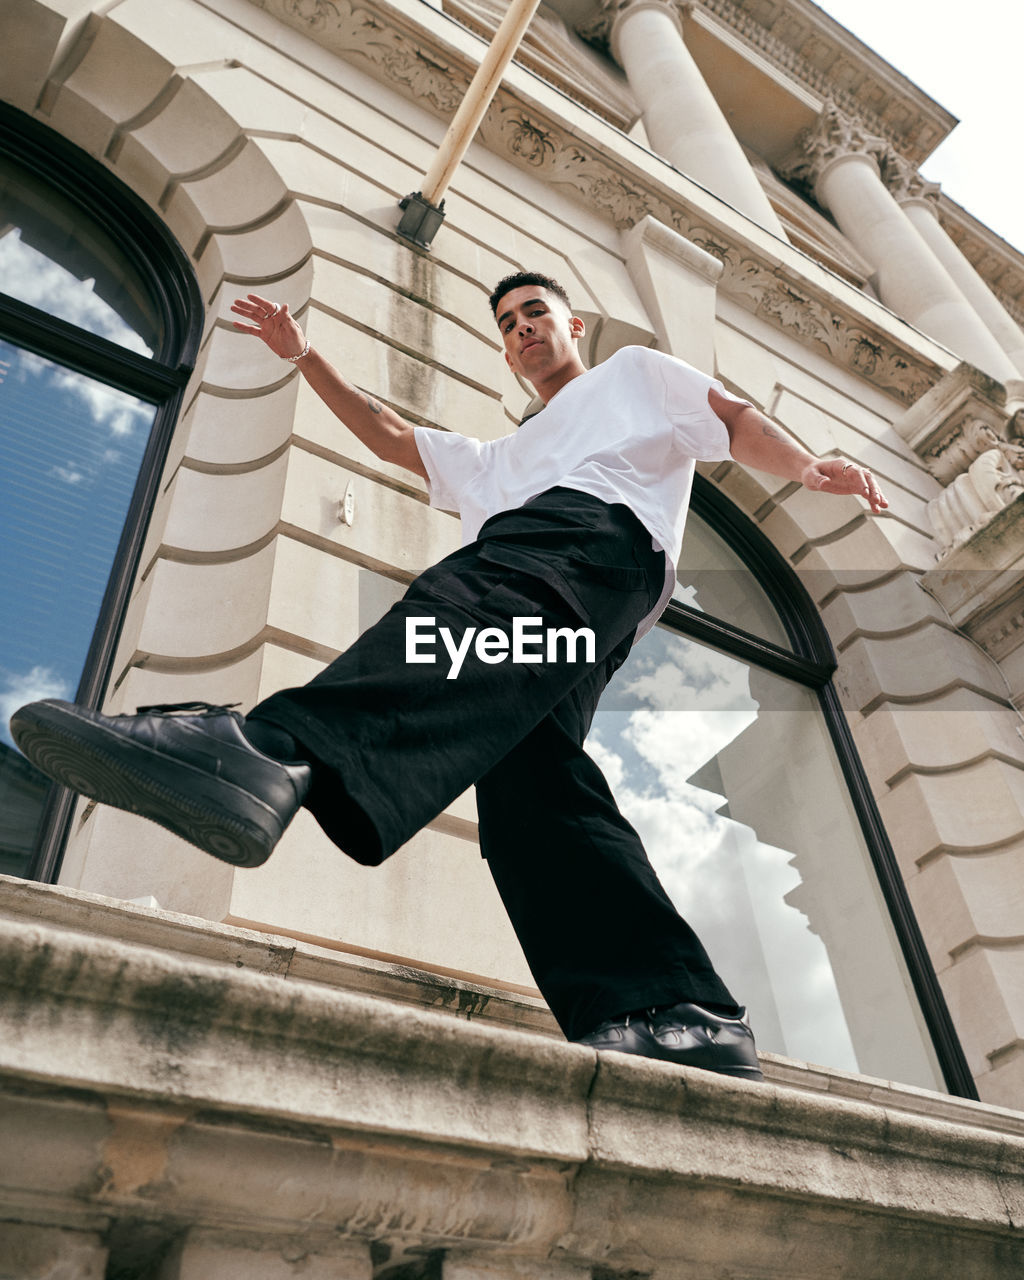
[{"x1": 494, "y1": 285, "x2": 585, "y2": 385}]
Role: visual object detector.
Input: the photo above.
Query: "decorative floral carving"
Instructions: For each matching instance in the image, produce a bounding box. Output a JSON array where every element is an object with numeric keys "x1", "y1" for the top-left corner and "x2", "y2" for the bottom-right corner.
[
  {"x1": 580, "y1": 171, "x2": 651, "y2": 227},
  {"x1": 848, "y1": 335, "x2": 883, "y2": 377},
  {"x1": 504, "y1": 115, "x2": 557, "y2": 167},
  {"x1": 264, "y1": 0, "x2": 466, "y2": 113},
  {"x1": 283, "y1": 0, "x2": 341, "y2": 31},
  {"x1": 490, "y1": 110, "x2": 655, "y2": 226},
  {"x1": 679, "y1": 226, "x2": 932, "y2": 401},
  {"x1": 687, "y1": 232, "x2": 732, "y2": 267},
  {"x1": 381, "y1": 48, "x2": 464, "y2": 114}
]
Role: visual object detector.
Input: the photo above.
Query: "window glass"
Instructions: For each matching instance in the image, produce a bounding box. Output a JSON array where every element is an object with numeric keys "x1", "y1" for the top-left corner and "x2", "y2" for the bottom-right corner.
[
  {"x1": 0, "y1": 340, "x2": 156, "y2": 874},
  {"x1": 0, "y1": 156, "x2": 162, "y2": 356},
  {"x1": 674, "y1": 511, "x2": 792, "y2": 648},
  {"x1": 592, "y1": 623, "x2": 945, "y2": 1089}
]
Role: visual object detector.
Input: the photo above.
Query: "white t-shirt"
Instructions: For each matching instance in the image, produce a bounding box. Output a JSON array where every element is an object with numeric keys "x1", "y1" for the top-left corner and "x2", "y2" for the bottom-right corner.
[{"x1": 414, "y1": 346, "x2": 747, "y2": 637}]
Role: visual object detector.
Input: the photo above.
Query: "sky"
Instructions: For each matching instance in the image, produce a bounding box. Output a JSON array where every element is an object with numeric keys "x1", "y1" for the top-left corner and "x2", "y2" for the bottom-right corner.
[{"x1": 813, "y1": 0, "x2": 1024, "y2": 251}]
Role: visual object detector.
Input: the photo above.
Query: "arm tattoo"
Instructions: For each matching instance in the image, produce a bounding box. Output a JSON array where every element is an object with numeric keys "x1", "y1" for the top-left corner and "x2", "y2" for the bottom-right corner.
[
  {"x1": 364, "y1": 394, "x2": 383, "y2": 414},
  {"x1": 761, "y1": 422, "x2": 782, "y2": 440}
]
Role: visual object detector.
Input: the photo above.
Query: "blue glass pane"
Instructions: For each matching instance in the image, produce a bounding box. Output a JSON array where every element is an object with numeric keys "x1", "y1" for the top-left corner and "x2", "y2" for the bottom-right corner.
[{"x1": 0, "y1": 339, "x2": 156, "y2": 873}]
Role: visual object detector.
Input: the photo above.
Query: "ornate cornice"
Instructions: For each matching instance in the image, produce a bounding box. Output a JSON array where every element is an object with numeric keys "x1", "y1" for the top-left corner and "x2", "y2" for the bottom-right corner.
[
  {"x1": 576, "y1": 1, "x2": 955, "y2": 169},
  {"x1": 686, "y1": 0, "x2": 955, "y2": 167},
  {"x1": 250, "y1": 0, "x2": 942, "y2": 405}
]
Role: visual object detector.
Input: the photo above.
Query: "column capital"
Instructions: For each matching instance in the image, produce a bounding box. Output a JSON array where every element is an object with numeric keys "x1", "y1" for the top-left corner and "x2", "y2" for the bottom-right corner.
[
  {"x1": 779, "y1": 101, "x2": 892, "y2": 192},
  {"x1": 882, "y1": 151, "x2": 942, "y2": 209},
  {"x1": 577, "y1": 0, "x2": 685, "y2": 56}
]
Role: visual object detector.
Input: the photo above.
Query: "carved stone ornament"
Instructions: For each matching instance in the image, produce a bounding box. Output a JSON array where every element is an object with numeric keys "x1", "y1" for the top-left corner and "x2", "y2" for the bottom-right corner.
[
  {"x1": 893, "y1": 362, "x2": 1024, "y2": 556},
  {"x1": 251, "y1": 0, "x2": 941, "y2": 405},
  {"x1": 926, "y1": 417, "x2": 1024, "y2": 482},
  {"x1": 779, "y1": 101, "x2": 893, "y2": 190},
  {"x1": 577, "y1": 0, "x2": 685, "y2": 51},
  {"x1": 927, "y1": 447, "x2": 1024, "y2": 557},
  {"x1": 262, "y1": 0, "x2": 468, "y2": 114},
  {"x1": 895, "y1": 364, "x2": 1015, "y2": 483},
  {"x1": 281, "y1": 0, "x2": 341, "y2": 31},
  {"x1": 881, "y1": 152, "x2": 941, "y2": 206}
]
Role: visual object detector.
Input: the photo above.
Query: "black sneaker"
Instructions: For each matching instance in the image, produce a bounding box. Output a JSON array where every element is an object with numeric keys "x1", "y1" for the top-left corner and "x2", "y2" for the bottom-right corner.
[{"x1": 10, "y1": 699, "x2": 311, "y2": 868}]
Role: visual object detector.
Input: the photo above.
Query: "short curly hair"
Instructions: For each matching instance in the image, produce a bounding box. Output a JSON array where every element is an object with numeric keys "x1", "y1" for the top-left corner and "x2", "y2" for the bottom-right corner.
[{"x1": 489, "y1": 271, "x2": 572, "y2": 317}]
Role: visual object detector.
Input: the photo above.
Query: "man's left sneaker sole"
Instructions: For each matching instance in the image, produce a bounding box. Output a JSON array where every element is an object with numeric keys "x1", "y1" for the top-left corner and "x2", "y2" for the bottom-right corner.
[{"x1": 10, "y1": 701, "x2": 282, "y2": 867}]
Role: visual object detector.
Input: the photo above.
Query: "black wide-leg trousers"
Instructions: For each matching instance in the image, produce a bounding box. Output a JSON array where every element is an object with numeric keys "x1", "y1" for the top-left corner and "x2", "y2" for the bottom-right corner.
[{"x1": 250, "y1": 487, "x2": 737, "y2": 1039}]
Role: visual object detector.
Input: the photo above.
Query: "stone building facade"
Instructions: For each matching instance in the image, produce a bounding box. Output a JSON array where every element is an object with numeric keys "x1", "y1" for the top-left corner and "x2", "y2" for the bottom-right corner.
[{"x1": 3, "y1": 0, "x2": 1024, "y2": 1275}]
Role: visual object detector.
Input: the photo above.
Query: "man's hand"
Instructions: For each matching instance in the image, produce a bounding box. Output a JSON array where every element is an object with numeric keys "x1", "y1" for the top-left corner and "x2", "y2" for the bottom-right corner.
[
  {"x1": 710, "y1": 389, "x2": 888, "y2": 515},
  {"x1": 229, "y1": 292, "x2": 427, "y2": 479},
  {"x1": 231, "y1": 293, "x2": 308, "y2": 360},
  {"x1": 801, "y1": 457, "x2": 888, "y2": 514}
]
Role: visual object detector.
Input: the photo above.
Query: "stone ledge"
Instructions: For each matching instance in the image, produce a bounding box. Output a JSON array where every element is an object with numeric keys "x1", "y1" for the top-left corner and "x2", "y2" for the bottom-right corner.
[
  {"x1": 2, "y1": 879, "x2": 1024, "y2": 1276},
  {"x1": 5, "y1": 876, "x2": 1024, "y2": 1129},
  {"x1": 0, "y1": 876, "x2": 556, "y2": 1037}
]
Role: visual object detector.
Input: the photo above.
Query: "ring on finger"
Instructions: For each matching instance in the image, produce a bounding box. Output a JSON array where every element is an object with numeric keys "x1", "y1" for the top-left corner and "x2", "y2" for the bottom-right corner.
[{"x1": 841, "y1": 462, "x2": 853, "y2": 474}]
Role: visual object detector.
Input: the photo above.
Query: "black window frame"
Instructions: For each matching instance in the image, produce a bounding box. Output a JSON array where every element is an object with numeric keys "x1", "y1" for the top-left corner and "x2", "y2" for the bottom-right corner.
[
  {"x1": 664, "y1": 474, "x2": 978, "y2": 1099},
  {"x1": 0, "y1": 103, "x2": 203, "y2": 884}
]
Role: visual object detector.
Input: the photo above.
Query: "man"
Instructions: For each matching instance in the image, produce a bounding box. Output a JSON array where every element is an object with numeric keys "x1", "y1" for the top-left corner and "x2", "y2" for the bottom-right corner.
[{"x1": 12, "y1": 272, "x2": 886, "y2": 1082}]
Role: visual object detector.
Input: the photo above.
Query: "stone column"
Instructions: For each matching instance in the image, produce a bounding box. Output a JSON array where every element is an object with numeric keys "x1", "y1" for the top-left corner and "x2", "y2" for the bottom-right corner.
[
  {"x1": 783, "y1": 104, "x2": 1019, "y2": 383},
  {"x1": 585, "y1": 0, "x2": 785, "y2": 237},
  {"x1": 885, "y1": 165, "x2": 1024, "y2": 377}
]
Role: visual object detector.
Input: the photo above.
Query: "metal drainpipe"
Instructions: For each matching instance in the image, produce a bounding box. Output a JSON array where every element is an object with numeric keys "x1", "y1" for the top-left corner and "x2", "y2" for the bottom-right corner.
[{"x1": 398, "y1": 0, "x2": 542, "y2": 248}]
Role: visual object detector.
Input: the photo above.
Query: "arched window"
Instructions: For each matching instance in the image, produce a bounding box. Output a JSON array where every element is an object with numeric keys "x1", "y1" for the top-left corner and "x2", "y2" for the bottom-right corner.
[
  {"x1": 591, "y1": 476, "x2": 977, "y2": 1097},
  {"x1": 0, "y1": 105, "x2": 202, "y2": 883}
]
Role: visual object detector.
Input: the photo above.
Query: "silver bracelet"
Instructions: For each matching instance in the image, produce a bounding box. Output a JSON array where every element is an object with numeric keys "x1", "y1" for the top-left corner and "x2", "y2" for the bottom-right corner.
[{"x1": 284, "y1": 340, "x2": 311, "y2": 363}]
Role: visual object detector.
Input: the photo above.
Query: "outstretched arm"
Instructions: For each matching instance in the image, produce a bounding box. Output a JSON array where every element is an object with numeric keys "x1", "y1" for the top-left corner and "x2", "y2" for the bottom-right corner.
[
  {"x1": 709, "y1": 387, "x2": 887, "y2": 514},
  {"x1": 231, "y1": 294, "x2": 428, "y2": 480}
]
